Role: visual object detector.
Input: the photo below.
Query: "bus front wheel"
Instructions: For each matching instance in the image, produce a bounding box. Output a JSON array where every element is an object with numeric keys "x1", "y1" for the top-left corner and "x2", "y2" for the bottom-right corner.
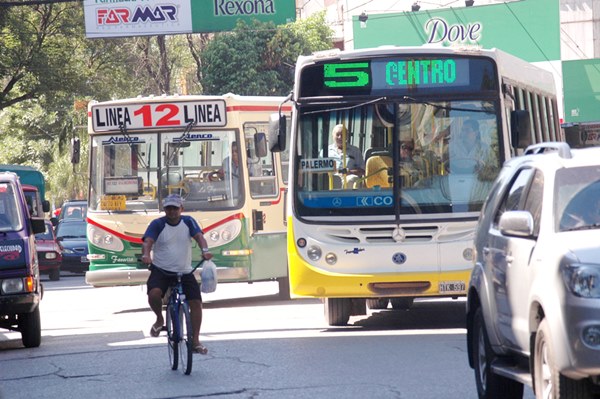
[
  {"x1": 324, "y1": 298, "x2": 351, "y2": 326},
  {"x1": 277, "y1": 276, "x2": 290, "y2": 300}
]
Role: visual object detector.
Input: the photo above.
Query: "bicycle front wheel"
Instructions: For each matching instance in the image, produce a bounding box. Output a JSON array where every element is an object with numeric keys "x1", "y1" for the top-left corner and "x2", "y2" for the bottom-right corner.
[
  {"x1": 166, "y1": 302, "x2": 179, "y2": 371},
  {"x1": 179, "y1": 302, "x2": 193, "y2": 375}
]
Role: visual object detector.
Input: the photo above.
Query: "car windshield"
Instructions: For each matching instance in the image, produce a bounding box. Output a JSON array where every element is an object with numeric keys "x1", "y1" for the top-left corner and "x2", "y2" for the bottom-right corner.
[
  {"x1": 555, "y1": 166, "x2": 600, "y2": 231},
  {"x1": 61, "y1": 203, "x2": 87, "y2": 220},
  {"x1": 56, "y1": 222, "x2": 87, "y2": 239},
  {"x1": 35, "y1": 223, "x2": 54, "y2": 240}
]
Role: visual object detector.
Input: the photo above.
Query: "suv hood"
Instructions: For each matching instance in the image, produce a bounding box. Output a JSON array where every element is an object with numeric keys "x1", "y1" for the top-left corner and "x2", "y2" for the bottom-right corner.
[{"x1": 561, "y1": 232, "x2": 600, "y2": 263}]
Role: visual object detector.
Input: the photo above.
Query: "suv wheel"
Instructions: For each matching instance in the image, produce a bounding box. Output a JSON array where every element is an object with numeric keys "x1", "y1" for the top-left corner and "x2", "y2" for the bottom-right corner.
[
  {"x1": 472, "y1": 307, "x2": 523, "y2": 399},
  {"x1": 20, "y1": 307, "x2": 41, "y2": 348},
  {"x1": 533, "y1": 319, "x2": 593, "y2": 399}
]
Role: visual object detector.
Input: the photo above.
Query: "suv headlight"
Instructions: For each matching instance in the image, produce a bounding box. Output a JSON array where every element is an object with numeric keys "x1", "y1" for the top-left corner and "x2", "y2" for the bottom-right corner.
[{"x1": 561, "y1": 263, "x2": 600, "y2": 298}]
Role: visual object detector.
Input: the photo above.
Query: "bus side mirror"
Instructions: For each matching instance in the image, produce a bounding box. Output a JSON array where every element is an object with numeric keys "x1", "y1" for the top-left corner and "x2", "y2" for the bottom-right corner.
[
  {"x1": 71, "y1": 137, "x2": 81, "y2": 164},
  {"x1": 510, "y1": 110, "x2": 531, "y2": 149},
  {"x1": 268, "y1": 113, "x2": 286, "y2": 153},
  {"x1": 254, "y1": 132, "x2": 268, "y2": 158}
]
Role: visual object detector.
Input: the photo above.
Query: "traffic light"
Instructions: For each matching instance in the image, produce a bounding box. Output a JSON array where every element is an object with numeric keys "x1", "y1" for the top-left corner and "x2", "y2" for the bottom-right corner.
[{"x1": 71, "y1": 137, "x2": 81, "y2": 164}]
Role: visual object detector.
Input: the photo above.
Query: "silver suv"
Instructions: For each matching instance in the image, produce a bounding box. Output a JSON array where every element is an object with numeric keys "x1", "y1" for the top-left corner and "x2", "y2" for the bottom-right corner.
[{"x1": 466, "y1": 142, "x2": 600, "y2": 399}]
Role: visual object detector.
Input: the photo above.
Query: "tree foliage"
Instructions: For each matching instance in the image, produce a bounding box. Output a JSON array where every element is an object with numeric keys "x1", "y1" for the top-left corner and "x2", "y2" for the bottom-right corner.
[
  {"x1": 0, "y1": 7, "x2": 334, "y2": 204},
  {"x1": 200, "y1": 12, "x2": 333, "y2": 96}
]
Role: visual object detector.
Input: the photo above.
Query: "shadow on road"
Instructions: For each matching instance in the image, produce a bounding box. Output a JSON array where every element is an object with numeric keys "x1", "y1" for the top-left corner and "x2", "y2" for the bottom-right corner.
[{"x1": 348, "y1": 299, "x2": 466, "y2": 331}]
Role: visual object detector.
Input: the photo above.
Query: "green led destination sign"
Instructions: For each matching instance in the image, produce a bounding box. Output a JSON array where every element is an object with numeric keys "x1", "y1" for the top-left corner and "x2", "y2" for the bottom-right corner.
[
  {"x1": 324, "y1": 60, "x2": 457, "y2": 89},
  {"x1": 300, "y1": 56, "x2": 497, "y2": 97}
]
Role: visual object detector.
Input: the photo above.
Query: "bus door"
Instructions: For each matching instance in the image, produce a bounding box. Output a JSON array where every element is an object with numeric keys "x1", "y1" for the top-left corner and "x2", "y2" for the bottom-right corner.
[
  {"x1": 244, "y1": 122, "x2": 287, "y2": 281},
  {"x1": 244, "y1": 122, "x2": 283, "y2": 232}
]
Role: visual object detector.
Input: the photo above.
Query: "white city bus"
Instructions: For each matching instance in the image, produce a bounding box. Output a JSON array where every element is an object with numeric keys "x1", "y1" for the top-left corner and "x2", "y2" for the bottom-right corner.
[
  {"x1": 270, "y1": 46, "x2": 562, "y2": 324},
  {"x1": 85, "y1": 93, "x2": 292, "y2": 297}
]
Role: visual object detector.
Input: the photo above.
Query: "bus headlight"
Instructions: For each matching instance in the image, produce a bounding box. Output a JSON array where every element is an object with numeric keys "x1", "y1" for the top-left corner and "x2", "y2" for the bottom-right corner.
[
  {"x1": 307, "y1": 246, "x2": 322, "y2": 261},
  {"x1": 88, "y1": 225, "x2": 124, "y2": 252},
  {"x1": 206, "y1": 218, "x2": 242, "y2": 247},
  {"x1": 325, "y1": 253, "x2": 337, "y2": 265}
]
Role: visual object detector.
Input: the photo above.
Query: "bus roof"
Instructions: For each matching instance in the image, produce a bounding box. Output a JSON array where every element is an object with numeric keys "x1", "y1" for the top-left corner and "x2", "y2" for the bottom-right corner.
[{"x1": 298, "y1": 45, "x2": 557, "y2": 96}]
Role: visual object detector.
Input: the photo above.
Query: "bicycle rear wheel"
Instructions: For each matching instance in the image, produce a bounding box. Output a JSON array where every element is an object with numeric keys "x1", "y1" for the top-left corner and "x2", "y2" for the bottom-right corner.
[
  {"x1": 166, "y1": 302, "x2": 179, "y2": 370},
  {"x1": 179, "y1": 302, "x2": 193, "y2": 375}
]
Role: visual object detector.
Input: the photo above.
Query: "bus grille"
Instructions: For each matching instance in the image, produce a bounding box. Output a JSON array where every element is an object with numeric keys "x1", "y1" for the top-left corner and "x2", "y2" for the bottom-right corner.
[{"x1": 321, "y1": 225, "x2": 440, "y2": 243}]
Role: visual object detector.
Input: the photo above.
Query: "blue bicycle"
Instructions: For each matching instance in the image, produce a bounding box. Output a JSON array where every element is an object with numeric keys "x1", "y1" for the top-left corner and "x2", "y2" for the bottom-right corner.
[{"x1": 165, "y1": 262, "x2": 202, "y2": 375}]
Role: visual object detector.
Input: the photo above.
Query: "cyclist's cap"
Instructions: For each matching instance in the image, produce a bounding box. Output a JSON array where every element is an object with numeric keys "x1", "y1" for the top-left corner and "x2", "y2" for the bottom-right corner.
[{"x1": 163, "y1": 194, "x2": 183, "y2": 208}]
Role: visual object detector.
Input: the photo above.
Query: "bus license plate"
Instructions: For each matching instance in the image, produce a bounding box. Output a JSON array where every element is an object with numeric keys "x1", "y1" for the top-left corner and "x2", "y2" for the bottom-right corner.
[{"x1": 439, "y1": 281, "x2": 465, "y2": 293}]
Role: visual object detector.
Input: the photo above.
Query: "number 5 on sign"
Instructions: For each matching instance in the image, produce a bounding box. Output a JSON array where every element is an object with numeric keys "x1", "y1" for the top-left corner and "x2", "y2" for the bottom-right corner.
[{"x1": 324, "y1": 63, "x2": 370, "y2": 88}]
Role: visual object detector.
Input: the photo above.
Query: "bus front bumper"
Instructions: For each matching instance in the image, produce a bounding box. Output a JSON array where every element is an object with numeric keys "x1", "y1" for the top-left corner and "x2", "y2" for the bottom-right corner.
[
  {"x1": 85, "y1": 266, "x2": 250, "y2": 287},
  {"x1": 86, "y1": 269, "x2": 150, "y2": 287}
]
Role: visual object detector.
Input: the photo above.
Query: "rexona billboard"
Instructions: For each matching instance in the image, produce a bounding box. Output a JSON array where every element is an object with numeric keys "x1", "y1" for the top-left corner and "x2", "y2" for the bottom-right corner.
[
  {"x1": 352, "y1": 0, "x2": 559, "y2": 63},
  {"x1": 84, "y1": 0, "x2": 296, "y2": 38}
]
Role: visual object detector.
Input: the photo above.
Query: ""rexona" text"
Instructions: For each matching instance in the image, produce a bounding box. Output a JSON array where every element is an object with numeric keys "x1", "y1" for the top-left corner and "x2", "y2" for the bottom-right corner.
[{"x1": 214, "y1": 0, "x2": 275, "y2": 16}]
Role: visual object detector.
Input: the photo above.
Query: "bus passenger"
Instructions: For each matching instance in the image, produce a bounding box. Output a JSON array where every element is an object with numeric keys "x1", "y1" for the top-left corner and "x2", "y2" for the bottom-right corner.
[
  {"x1": 450, "y1": 119, "x2": 487, "y2": 160},
  {"x1": 217, "y1": 141, "x2": 241, "y2": 197},
  {"x1": 141, "y1": 194, "x2": 213, "y2": 354},
  {"x1": 399, "y1": 139, "x2": 421, "y2": 186},
  {"x1": 448, "y1": 119, "x2": 487, "y2": 173},
  {"x1": 320, "y1": 124, "x2": 365, "y2": 187}
]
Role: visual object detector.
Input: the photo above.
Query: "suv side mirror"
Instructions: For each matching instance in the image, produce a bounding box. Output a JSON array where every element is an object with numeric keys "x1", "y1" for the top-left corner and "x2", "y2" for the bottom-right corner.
[{"x1": 499, "y1": 210, "x2": 534, "y2": 237}]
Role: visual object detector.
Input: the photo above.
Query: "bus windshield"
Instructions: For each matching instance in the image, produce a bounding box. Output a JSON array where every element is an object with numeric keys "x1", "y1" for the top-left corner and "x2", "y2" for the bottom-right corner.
[
  {"x1": 295, "y1": 99, "x2": 502, "y2": 220},
  {"x1": 89, "y1": 129, "x2": 244, "y2": 212}
]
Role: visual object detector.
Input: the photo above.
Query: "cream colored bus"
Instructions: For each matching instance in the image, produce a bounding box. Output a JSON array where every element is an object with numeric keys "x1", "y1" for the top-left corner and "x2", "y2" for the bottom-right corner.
[{"x1": 85, "y1": 93, "x2": 292, "y2": 297}]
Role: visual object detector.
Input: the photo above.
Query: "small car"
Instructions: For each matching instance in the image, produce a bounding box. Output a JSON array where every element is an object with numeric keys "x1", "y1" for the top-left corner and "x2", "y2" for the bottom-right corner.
[
  {"x1": 466, "y1": 142, "x2": 600, "y2": 398},
  {"x1": 55, "y1": 218, "x2": 89, "y2": 274},
  {"x1": 35, "y1": 220, "x2": 62, "y2": 281},
  {"x1": 57, "y1": 200, "x2": 87, "y2": 222}
]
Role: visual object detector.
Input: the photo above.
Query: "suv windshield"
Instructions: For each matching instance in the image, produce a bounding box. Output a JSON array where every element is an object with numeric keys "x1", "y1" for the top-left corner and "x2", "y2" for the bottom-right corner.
[
  {"x1": 0, "y1": 182, "x2": 24, "y2": 232},
  {"x1": 556, "y1": 166, "x2": 600, "y2": 231}
]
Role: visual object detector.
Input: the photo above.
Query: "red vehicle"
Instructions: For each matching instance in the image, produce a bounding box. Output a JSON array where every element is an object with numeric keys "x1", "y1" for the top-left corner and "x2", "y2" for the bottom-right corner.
[{"x1": 35, "y1": 220, "x2": 62, "y2": 281}]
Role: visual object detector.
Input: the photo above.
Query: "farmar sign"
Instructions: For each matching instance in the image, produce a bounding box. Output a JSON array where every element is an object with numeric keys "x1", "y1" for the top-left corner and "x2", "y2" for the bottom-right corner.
[{"x1": 84, "y1": 0, "x2": 296, "y2": 38}]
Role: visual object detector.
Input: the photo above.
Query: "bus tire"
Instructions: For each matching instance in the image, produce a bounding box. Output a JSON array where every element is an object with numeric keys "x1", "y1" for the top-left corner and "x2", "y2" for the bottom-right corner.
[
  {"x1": 390, "y1": 297, "x2": 414, "y2": 310},
  {"x1": 20, "y1": 307, "x2": 41, "y2": 348},
  {"x1": 277, "y1": 276, "x2": 290, "y2": 300},
  {"x1": 367, "y1": 298, "x2": 389, "y2": 310},
  {"x1": 324, "y1": 298, "x2": 351, "y2": 326}
]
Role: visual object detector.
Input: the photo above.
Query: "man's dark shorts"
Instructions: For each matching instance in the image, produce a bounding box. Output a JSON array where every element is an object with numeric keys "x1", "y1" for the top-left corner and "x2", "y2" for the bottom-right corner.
[{"x1": 147, "y1": 265, "x2": 202, "y2": 301}]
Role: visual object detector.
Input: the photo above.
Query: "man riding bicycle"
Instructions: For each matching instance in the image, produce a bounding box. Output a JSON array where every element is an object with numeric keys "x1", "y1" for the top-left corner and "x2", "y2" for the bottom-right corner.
[{"x1": 141, "y1": 194, "x2": 213, "y2": 354}]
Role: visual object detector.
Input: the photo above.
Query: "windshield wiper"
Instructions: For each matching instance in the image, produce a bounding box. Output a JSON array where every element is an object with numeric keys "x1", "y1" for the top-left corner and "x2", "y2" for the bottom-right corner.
[
  {"x1": 301, "y1": 97, "x2": 387, "y2": 116},
  {"x1": 563, "y1": 223, "x2": 600, "y2": 232},
  {"x1": 401, "y1": 96, "x2": 495, "y2": 114}
]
